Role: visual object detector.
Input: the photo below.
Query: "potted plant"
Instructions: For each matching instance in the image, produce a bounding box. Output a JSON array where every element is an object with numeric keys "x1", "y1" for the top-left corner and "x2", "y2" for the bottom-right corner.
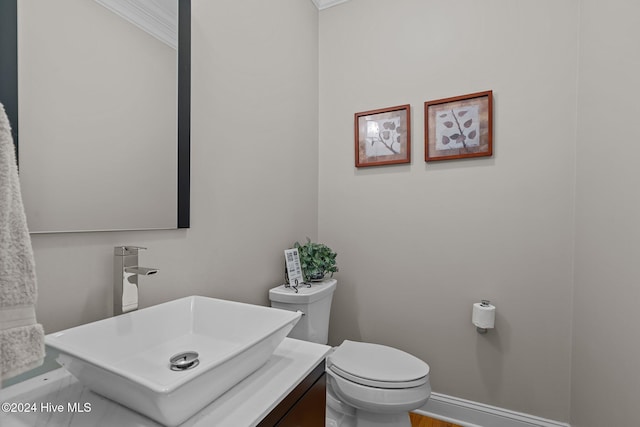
[{"x1": 293, "y1": 238, "x2": 338, "y2": 282}]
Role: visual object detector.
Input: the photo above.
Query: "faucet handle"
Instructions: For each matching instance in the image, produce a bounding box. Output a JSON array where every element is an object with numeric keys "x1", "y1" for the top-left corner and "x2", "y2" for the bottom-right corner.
[{"x1": 114, "y1": 246, "x2": 148, "y2": 256}]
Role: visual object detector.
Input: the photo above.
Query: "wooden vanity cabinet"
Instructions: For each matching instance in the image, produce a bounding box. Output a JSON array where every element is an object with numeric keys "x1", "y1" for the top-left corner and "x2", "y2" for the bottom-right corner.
[{"x1": 257, "y1": 361, "x2": 326, "y2": 427}]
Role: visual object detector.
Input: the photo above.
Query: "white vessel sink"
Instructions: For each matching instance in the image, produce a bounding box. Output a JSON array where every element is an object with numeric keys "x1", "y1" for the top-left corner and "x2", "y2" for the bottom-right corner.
[{"x1": 45, "y1": 296, "x2": 302, "y2": 426}]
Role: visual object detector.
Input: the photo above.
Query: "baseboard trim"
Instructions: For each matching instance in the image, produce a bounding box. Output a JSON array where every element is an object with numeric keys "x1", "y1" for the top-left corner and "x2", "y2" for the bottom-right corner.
[{"x1": 414, "y1": 392, "x2": 570, "y2": 427}]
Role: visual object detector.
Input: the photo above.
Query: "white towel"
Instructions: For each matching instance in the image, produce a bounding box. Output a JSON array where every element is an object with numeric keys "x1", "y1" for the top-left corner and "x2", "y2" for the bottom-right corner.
[{"x1": 0, "y1": 102, "x2": 45, "y2": 382}]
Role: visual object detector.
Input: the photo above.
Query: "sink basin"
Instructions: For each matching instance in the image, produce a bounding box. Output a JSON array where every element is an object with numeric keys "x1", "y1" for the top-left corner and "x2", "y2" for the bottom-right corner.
[{"x1": 45, "y1": 296, "x2": 302, "y2": 426}]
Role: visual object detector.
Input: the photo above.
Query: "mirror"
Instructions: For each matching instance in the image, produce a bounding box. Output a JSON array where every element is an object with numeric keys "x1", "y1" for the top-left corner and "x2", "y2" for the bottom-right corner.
[{"x1": 0, "y1": 0, "x2": 189, "y2": 233}]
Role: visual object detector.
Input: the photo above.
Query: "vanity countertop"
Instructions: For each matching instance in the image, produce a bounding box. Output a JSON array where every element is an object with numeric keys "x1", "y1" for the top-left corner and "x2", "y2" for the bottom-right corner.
[{"x1": 0, "y1": 338, "x2": 331, "y2": 427}]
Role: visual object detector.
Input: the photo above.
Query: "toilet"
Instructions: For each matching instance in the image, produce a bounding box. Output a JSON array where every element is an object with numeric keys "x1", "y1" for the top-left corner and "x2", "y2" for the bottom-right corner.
[{"x1": 269, "y1": 279, "x2": 431, "y2": 427}]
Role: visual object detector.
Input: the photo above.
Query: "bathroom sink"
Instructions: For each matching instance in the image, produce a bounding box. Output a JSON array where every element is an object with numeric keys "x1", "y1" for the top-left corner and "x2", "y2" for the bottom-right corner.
[{"x1": 45, "y1": 296, "x2": 302, "y2": 426}]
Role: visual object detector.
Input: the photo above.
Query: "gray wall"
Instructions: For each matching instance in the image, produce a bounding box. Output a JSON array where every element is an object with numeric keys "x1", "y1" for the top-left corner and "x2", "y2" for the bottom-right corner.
[
  {"x1": 571, "y1": 0, "x2": 640, "y2": 426},
  {"x1": 318, "y1": 0, "x2": 578, "y2": 421},
  {"x1": 30, "y1": 0, "x2": 319, "y2": 334}
]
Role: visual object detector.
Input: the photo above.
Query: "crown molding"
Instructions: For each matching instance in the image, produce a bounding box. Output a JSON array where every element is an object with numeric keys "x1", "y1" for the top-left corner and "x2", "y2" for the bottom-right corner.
[
  {"x1": 94, "y1": 0, "x2": 177, "y2": 49},
  {"x1": 311, "y1": 0, "x2": 350, "y2": 11}
]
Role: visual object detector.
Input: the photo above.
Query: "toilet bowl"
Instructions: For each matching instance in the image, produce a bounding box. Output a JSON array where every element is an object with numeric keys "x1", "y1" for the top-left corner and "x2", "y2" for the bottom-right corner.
[
  {"x1": 326, "y1": 340, "x2": 430, "y2": 427},
  {"x1": 326, "y1": 385, "x2": 356, "y2": 427},
  {"x1": 269, "y1": 280, "x2": 431, "y2": 427}
]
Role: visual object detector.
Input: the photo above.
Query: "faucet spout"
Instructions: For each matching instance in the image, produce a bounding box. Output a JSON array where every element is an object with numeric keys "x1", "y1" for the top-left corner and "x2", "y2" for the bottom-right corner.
[
  {"x1": 114, "y1": 246, "x2": 158, "y2": 315},
  {"x1": 124, "y1": 267, "x2": 159, "y2": 276}
]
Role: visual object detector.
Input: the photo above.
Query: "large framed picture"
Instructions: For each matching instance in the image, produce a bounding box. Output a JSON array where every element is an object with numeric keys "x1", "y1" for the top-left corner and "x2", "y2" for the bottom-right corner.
[
  {"x1": 424, "y1": 91, "x2": 493, "y2": 162},
  {"x1": 355, "y1": 104, "x2": 411, "y2": 167}
]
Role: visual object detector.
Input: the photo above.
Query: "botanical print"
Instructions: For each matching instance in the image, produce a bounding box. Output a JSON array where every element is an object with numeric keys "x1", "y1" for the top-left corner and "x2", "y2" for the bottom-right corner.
[
  {"x1": 355, "y1": 104, "x2": 410, "y2": 167},
  {"x1": 435, "y1": 105, "x2": 479, "y2": 151},
  {"x1": 424, "y1": 90, "x2": 492, "y2": 162},
  {"x1": 364, "y1": 116, "x2": 402, "y2": 157}
]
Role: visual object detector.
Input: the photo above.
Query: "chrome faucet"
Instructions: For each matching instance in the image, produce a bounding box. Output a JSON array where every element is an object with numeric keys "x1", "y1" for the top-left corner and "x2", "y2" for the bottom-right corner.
[{"x1": 114, "y1": 246, "x2": 158, "y2": 315}]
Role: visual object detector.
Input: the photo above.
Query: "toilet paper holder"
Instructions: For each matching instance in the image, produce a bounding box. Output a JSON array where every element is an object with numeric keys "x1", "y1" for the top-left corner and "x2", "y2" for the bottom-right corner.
[
  {"x1": 474, "y1": 300, "x2": 494, "y2": 334},
  {"x1": 477, "y1": 299, "x2": 490, "y2": 334}
]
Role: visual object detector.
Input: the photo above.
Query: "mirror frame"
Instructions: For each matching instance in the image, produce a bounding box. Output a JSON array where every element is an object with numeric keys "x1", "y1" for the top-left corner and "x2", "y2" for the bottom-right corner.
[
  {"x1": 0, "y1": 0, "x2": 18, "y2": 157},
  {"x1": 0, "y1": 0, "x2": 190, "y2": 230}
]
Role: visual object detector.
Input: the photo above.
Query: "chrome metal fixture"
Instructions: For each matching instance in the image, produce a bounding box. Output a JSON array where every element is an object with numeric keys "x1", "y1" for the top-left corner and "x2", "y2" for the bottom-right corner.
[
  {"x1": 169, "y1": 351, "x2": 200, "y2": 371},
  {"x1": 114, "y1": 246, "x2": 158, "y2": 315}
]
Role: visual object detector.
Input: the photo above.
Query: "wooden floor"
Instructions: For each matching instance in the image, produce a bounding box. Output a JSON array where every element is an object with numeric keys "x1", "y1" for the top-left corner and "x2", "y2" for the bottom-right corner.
[{"x1": 409, "y1": 412, "x2": 463, "y2": 427}]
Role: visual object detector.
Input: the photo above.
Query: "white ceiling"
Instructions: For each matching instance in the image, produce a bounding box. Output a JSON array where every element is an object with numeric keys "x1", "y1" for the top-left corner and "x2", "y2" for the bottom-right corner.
[{"x1": 311, "y1": 0, "x2": 350, "y2": 11}]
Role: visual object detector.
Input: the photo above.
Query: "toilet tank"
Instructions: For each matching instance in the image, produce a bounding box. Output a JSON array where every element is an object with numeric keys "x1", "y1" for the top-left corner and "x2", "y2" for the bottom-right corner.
[{"x1": 269, "y1": 279, "x2": 336, "y2": 345}]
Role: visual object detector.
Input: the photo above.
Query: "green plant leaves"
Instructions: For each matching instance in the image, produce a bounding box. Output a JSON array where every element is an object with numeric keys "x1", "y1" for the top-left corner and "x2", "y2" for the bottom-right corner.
[{"x1": 291, "y1": 239, "x2": 338, "y2": 281}]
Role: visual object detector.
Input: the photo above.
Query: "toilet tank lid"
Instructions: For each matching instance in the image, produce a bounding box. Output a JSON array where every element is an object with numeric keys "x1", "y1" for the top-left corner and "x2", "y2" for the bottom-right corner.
[
  {"x1": 269, "y1": 279, "x2": 337, "y2": 304},
  {"x1": 327, "y1": 340, "x2": 430, "y2": 383}
]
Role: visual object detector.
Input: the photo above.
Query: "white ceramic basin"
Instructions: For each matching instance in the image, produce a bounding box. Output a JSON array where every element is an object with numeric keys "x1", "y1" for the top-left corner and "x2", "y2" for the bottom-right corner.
[{"x1": 45, "y1": 296, "x2": 302, "y2": 426}]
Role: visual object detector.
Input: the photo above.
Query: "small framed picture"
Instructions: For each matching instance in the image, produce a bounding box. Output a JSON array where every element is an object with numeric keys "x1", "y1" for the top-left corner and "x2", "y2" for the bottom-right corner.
[
  {"x1": 425, "y1": 90, "x2": 493, "y2": 162},
  {"x1": 355, "y1": 104, "x2": 411, "y2": 167}
]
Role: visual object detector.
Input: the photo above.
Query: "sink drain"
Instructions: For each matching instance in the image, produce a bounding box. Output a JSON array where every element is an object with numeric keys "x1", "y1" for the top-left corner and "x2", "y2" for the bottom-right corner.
[{"x1": 169, "y1": 351, "x2": 200, "y2": 371}]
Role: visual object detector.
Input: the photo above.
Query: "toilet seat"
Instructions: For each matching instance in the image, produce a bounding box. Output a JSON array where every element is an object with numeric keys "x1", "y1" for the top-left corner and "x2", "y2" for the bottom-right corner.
[
  {"x1": 327, "y1": 340, "x2": 430, "y2": 389},
  {"x1": 328, "y1": 364, "x2": 428, "y2": 389}
]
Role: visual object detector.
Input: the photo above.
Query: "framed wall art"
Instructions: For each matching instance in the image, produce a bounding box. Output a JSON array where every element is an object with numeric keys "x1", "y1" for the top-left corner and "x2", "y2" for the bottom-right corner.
[
  {"x1": 424, "y1": 90, "x2": 493, "y2": 162},
  {"x1": 355, "y1": 104, "x2": 411, "y2": 167}
]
